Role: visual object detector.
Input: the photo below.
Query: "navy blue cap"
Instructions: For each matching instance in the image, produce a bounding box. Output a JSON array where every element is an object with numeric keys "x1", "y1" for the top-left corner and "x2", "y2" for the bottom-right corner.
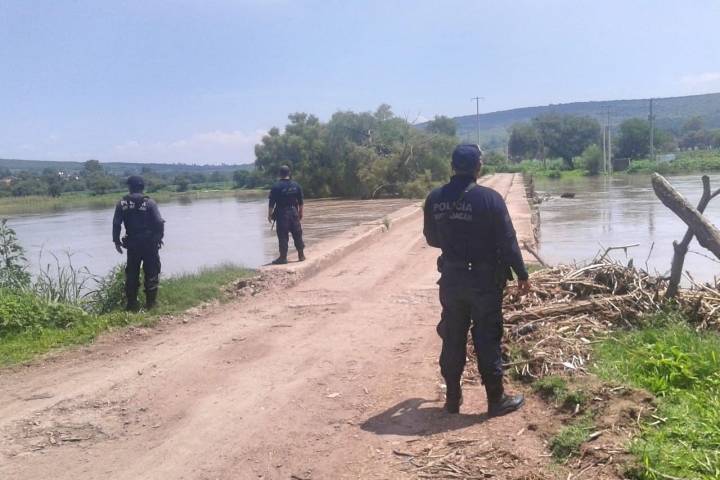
[
  {"x1": 451, "y1": 144, "x2": 483, "y2": 171},
  {"x1": 126, "y1": 175, "x2": 145, "y2": 188}
]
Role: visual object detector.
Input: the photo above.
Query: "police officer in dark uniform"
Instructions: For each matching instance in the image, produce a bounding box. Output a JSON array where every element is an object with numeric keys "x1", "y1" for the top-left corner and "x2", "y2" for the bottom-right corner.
[
  {"x1": 112, "y1": 175, "x2": 165, "y2": 311},
  {"x1": 268, "y1": 165, "x2": 305, "y2": 265},
  {"x1": 423, "y1": 144, "x2": 530, "y2": 416}
]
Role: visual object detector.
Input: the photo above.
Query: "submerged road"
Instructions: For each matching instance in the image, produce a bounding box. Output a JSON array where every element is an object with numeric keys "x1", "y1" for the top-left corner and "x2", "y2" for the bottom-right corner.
[{"x1": 0, "y1": 174, "x2": 546, "y2": 480}]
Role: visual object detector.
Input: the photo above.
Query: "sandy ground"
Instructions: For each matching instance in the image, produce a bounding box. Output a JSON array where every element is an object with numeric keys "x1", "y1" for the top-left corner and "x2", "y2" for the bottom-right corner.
[{"x1": 0, "y1": 174, "x2": 554, "y2": 480}]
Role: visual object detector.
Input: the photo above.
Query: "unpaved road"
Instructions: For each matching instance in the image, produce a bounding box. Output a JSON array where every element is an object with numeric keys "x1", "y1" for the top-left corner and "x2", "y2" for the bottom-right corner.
[{"x1": 0, "y1": 174, "x2": 555, "y2": 480}]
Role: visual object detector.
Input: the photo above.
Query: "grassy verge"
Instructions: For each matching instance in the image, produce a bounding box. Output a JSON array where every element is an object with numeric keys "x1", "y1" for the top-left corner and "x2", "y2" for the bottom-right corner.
[
  {"x1": 595, "y1": 313, "x2": 720, "y2": 479},
  {"x1": 626, "y1": 151, "x2": 720, "y2": 175},
  {"x1": 0, "y1": 188, "x2": 266, "y2": 216},
  {"x1": 0, "y1": 264, "x2": 253, "y2": 366}
]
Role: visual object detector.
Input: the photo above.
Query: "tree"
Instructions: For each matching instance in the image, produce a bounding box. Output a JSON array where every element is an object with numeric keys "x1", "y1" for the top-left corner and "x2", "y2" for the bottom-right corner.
[
  {"x1": 579, "y1": 144, "x2": 603, "y2": 175},
  {"x1": 483, "y1": 151, "x2": 507, "y2": 166},
  {"x1": 617, "y1": 118, "x2": 650, "y2": 159},
  {"x1": 255, "y1": 105, "x2": 454, "y2": 198},
  {"x1": 0, "y1": 167, "x2": 11, "y2": 178},
  {"x1": 82, "y1": 159, "x2": 103, "y2": 177},
  {"x1": 175, "y1": 176, "x2": 190, "y2": 192},
  {"x1": 508, "y1": 123, "x2": 540, "y2": 162},
  {"x1": 426, "y1": 116, "x2": 457, "y2": 137},
  {"x1": 233, "y1": 170, "x2": 250, "y2": 188},
  {"x1": 532, "y1": 114, "x2": 601, "y2": 169},
  {"x1": 86, "y1": 174, "x2": 115, "y2": 195}
]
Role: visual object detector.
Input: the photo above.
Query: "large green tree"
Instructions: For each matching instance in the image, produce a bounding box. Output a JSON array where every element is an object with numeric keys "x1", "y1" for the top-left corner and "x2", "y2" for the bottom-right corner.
[
  {"x1": 508, "y1": 123, "x2": 540, "y2": 162},
  {"x1": 425, "y1": 115, "x2": 457, "y2": 137},
  {"x1": 617, "y1": 118, "x2": 650, "y2": 159},
  {"x1": 532, "y1": 114, "x2": 602, "y2": 169},
  {"x1": 255, "y1": 105, "x2": 454, "y2": 198}
]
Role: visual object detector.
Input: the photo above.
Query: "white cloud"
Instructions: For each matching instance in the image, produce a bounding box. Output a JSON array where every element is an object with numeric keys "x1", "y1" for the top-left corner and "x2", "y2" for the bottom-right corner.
[
  {"x1": 108, "y1": 129, "x2": 266, "y2": 165},
  {"x1": 680, "y1": 72, "x2": 720, "y2": 89}
]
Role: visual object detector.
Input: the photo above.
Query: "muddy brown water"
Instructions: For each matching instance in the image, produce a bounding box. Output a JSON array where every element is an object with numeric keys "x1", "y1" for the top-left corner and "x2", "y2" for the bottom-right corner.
[
  {"x1": 5, "y1": 197, "x2": 415, "y2": 279},
  {"x1": 535, "y1": 173, "x2": 720, "y2": 284}
]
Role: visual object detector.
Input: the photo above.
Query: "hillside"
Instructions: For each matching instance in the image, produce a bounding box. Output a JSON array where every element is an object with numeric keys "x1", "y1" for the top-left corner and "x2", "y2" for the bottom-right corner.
[
  {"x1": 444, "y1": 92, "x2": 720, "y2": 148},
  {"x1": 0, "y1": 158, "x2": 253, "y2": 175}
]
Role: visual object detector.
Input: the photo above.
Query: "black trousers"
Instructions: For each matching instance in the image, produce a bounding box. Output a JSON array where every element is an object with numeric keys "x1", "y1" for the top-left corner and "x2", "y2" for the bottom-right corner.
[
  {"x1": 125, "y1": 244, "x2": 161, "y2": 302},
  {"x1": 276, "y1": 208, "x2": 304, "y2": 258},
  {"x1": 436, "y1": 284, "x2": 504, "y2": 385}
]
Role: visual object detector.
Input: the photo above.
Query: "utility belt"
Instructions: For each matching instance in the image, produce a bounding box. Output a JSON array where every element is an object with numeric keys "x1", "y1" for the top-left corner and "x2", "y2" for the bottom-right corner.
[
  {"x1": 437, "y1": 255, "x2": 511, "y2": 288},
  {"x1": 121, "y1": 232, "x2": 161, "y2": 249}
]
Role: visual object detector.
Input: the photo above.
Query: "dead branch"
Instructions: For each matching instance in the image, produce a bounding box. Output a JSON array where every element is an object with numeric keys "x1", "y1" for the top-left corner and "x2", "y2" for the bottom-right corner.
[{"x1": 652, "y1": 173, "x2": 720, "y2": 259}]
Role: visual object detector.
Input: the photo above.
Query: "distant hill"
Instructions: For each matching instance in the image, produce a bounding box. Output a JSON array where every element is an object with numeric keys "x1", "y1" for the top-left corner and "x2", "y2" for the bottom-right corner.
[
  {"x1": 0, "y1": 158, "x2": 253, "y2": 175},
  {"x1": 436, "y1": 92, "x2": 720, "y2": 148}
]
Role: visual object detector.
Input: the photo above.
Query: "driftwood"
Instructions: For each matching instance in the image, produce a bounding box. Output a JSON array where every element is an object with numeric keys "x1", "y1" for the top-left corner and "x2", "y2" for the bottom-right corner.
[
  {"x1": 665, "y1": 175, "x2": 720, "y2": 298},
  {"x1": 651, "y1": 173, "x2": 720, "y2": 259}
]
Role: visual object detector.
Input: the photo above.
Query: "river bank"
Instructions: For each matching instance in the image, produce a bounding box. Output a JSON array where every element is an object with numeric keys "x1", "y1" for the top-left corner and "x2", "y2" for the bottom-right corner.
[{"x1": 0, "y1": 188, "x2": 266, "y2": 216}]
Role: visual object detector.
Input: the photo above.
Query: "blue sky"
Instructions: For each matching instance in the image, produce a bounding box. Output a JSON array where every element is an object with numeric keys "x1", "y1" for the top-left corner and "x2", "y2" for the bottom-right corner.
[{"x1": 1, "y1": 0, "x2": 719, "y2": 165}]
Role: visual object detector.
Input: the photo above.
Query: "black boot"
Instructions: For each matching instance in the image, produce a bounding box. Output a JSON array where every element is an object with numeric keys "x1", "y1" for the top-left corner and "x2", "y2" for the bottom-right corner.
[
  {"x1": 125, "y1": 299, "x2": 140, "y2": 312},
  {"x1": 145, "y1": 289, "x2": 158, "y2": 310},
  {"x1": 271, "y1": 256, "x2": 288, "y2": 265},
  {"x1": 485, "y1": 377, "x2": 524, "y2": 417},
  {"x1": 298, "y1": 249, "x2": 306, "y2": 262},
  {"x1": 444, "y1": 380, "x2": 463, "y2": 414}
]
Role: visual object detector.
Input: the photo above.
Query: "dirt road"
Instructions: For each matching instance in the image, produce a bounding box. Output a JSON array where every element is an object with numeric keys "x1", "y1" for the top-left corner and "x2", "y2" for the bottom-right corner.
[{"x1": 0, "y1": 174, "x2": 554, "y2": 480}]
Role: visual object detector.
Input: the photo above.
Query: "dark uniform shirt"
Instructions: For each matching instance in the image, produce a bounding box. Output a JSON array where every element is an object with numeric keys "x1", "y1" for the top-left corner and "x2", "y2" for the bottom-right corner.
[
  {"x1": 424, "y1": 174, "x2": 528, "y2": 286},
  {"x1": 269, "y1": 179, "x2": 304, "y2": 211},
  {"x1": 112, "y1": 193, "x2": 165, "y2": 246}
]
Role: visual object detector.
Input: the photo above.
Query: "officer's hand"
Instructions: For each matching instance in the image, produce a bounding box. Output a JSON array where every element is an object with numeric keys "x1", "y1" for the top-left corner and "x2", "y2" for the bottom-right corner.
[
  {"x1": 115, "y1": 243, "x2": 123, "y2": 254},
  {"x1": 517, "y1": 279, "x2": 531, "y2": 296}
]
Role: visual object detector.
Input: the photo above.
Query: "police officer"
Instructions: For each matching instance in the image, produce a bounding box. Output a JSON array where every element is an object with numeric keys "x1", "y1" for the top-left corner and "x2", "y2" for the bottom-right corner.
[
  {"x1": 423, "y1": 144, "x2": 530, "y2": 416},
  {"x1": 268, "y1": 165, "x2": 305, "y2": 265},
  {"x1": 112, "y1": 176, "x2": 165, "y2": 311}
]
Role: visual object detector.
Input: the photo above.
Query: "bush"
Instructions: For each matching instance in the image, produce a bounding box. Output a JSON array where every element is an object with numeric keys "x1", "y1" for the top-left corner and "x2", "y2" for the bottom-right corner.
[
  {"x1": 87, "y1": 264, "x2": 126, "y2": 314},
  {"x1": 0, "y1": 289, "x2": 86, "y2": 337},
  {"x1": 0, "y1": 219, "x2": 31, "y2": 290},
  {"x1": 578, "y1": 144, "x2": 603, "y2": 175}
]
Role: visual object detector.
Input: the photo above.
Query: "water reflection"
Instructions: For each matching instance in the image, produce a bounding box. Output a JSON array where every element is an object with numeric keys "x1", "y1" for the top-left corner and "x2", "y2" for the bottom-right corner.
[{"x1": 535, "y1": 174, "x2": 720, "y2": 283}]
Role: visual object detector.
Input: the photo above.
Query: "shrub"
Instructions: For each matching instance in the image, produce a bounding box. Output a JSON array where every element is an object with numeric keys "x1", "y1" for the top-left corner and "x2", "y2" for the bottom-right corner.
[
  {"x1": 0, "y1": 219, "x2": 31, "y2": 290},
  {"x1": 0, "y1": 289, "x2": 86, "y2": 337},
  {"x1": 87, "y1": 264, "x2": 126, "y2": 314}
]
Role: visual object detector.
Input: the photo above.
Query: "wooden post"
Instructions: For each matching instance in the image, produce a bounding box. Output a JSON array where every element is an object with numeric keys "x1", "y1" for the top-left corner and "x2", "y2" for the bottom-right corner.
[
  {"x1": 665, "y1": 175, "x2": 720, "y2": 298},
  {"x1": 651, "y1": 173, "x2": 720, "y2": 260}
]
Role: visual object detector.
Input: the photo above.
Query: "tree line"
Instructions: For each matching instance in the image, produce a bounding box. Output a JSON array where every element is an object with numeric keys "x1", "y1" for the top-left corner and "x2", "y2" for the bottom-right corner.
[
  {"x1": 0, "y1": 159, "x2": 245, "y2": 198},
  {"x1": 508, "y1": 114, "x2": 720, "y2": 169}
]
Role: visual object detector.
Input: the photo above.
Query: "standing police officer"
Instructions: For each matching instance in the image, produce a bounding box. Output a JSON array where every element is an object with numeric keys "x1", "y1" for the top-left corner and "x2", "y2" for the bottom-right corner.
[
  {"x1": 423, "y1": 145, "x2": 530, "y2": 416},
  {"x1": 113, "y1": 175, "x2": 165, "y2": 311},
  {"x1": 268, "y1": 165, "x2": 305, "y2": 265}
]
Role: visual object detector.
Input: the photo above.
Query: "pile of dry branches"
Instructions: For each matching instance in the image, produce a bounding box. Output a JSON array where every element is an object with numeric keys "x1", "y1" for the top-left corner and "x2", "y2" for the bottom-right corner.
[{"x1": 467, "y1": 258, "x2": 720, "y2": 380}]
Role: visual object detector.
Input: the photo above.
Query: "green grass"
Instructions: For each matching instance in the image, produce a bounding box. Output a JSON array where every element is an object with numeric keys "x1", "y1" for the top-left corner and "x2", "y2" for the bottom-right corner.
[
  {"x1": 550, "y1": 416, "x2": 594, "y2": 460},
  {"x1": 0, "y1": 264, "x2": 253, "y2": 366},
  {"x1": 532, "y1": 375, "x2": 588, "y2": 411},
  {"x1": 0, "y1": 188, "x2": 266, "y2": 216},
  {"x1": 626, "y1": 151, "x2": 720, "y2": 175},
  {"x1": 595, "y1": 314, "x2": 720, "y2": 479}
]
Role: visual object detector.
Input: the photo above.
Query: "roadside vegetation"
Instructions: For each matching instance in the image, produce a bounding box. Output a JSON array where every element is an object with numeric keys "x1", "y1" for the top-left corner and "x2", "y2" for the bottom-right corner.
[
  {"x1": 0, "y1": 219, "x2": 252, "y2": 366},
  {"x1": 595, "y1": 313, "x2": 720, "y2": 480}
]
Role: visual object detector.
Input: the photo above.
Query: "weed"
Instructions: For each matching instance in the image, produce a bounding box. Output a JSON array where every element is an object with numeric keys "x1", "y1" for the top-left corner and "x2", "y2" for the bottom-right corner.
[
  {"x1": 532, "y1": 376, "x2": 568, "y2": 400},
  {"x1": 595, "y1": 318, "x2": 720, "y2": 479},
  {"x1": 0, "y1": 218, "x2": 30, "y2": 290},
  {"x1": 382, "y1": 216, "x2": 391, "y2": 230},
  {"x1": 550, "y1": 417, "x2": 593, "y2": 460}
]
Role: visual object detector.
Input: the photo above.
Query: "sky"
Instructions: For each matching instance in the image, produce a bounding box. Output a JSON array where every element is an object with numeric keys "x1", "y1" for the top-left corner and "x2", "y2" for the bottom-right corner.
[{"x1": 1, "y1": 0, "x2": 719, "y2": 165}]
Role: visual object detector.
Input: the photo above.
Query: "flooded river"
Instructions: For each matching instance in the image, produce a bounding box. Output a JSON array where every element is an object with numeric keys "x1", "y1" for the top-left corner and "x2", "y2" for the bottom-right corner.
[
  {"x1": 534, "y1": 174, "x2": 720, "y2": 283},
  {"x1": 6, "y1": 197, "x2": 414, "y2": 279}
]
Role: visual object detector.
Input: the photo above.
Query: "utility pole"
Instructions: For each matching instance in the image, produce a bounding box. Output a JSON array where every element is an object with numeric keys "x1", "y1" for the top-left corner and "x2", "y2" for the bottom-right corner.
[
  {"x1": 606, "y1": 106, "x2": 613, "y2": 174},
  {"x1": 649, "y1": 98, "x2": 655, "y2": 162},
  {"x1": 471, "y1": 96, "x2": 484, "y2": 145}
]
